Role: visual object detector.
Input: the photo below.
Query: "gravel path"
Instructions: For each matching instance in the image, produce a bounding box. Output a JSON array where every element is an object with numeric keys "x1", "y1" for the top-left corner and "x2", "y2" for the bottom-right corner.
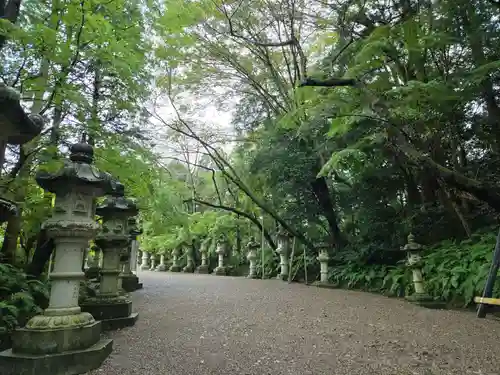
[{"x1": 90, "y1": 272, "x2": 500, "y2": 375}]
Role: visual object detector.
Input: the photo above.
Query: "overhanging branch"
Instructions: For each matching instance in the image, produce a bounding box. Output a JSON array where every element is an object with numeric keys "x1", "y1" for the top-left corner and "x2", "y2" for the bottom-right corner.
[{"x1": 187, "y1": 198, "x2": 277, "y2": 250}]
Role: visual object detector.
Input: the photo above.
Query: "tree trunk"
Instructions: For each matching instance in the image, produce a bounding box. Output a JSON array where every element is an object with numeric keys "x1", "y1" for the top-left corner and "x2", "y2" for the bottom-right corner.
[
  {"x1": 25, "y1": 229, "x2": 54, "y2": 278},
  {"x1": 310, "y1": 176, "x2": 345, "y2": 249}
]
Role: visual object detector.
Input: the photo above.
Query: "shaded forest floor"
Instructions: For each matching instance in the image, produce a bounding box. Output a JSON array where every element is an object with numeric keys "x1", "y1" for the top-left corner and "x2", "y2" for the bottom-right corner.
[{"x1": 89, "y1": 272, "x2": 500, "y2": 375}]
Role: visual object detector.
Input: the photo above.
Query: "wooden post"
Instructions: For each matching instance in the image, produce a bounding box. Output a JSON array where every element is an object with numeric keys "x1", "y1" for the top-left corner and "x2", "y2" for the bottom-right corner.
[
  {"x1": 260, "y1": 214, "x2": 265, "y2": 280},
  {"x1": 303, "y1": 246, "x2": 308, "y2": 285},
  {"x1": 287, "y1": 237, "x2": 296, "y2": 283}
]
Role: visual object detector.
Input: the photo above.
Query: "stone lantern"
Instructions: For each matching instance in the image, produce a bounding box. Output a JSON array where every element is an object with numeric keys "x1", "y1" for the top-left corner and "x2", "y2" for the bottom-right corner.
[
  {"x1": 276, "y1": 229, "x2": 292, "y2": 281},
  {"x1": 80, "y1": 180, "x2": 139, "y2": 330},
  {"x1": 0, "y1": 140, "x2": 113, "y2": 375},
  {"x1": 196, "y1": 239, "x2": 210, "y2": 274},
  {"x1": 156, "y1": 252, "x2": 168, "y2": 271},
  {"x1": 149, "y1": 253, "x2": 157, "y2": 270},
  {"x1": 214, "y1": 238, "x2": 228, "y2": 276},
  {"x1": 140, "y1": 249, "x2": 150, "y2": 270},
  {"x1": 312, "y1": 242, "x2": 337, "y2": 289},
  {"x1": 246, "y1": 237, "x2": 259, "y2": 279},
  {"x1": 169, "y1": 247, "x2": 182, "y2": 272},
  {"x1": 183, "y1": 242, "x2": 195, "y2": 273},
  {"x1": 402, "y1": 234, "x2": 443, "y2": 308},
  {"x1": 121, "y1": 217, "x2": 143, "y2": 291}
]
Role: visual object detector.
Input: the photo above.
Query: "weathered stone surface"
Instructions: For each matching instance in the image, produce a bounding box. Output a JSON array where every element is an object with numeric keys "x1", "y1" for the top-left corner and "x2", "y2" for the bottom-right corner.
[
  {"x1": 195, "y1": 264, "x2": 209, "y2": 274},
  {"x1": 80, "y1": 299, "x2": 132, "y2": 321},
  {"x1": 100, "y1": 312, "x2": 139, "y2": 331},
  {"x1": 311, "y1": 280, "x2": 339, "y2": 289},
  {"x1": 12, "y1": 320, "x2": 101, "y2": 355},
  {"x1": 0, "y1": 338, "x2": 112, "y2": 375},
  {"x1": 121, "y1": 274, "x2": 141, "y2": 292}
]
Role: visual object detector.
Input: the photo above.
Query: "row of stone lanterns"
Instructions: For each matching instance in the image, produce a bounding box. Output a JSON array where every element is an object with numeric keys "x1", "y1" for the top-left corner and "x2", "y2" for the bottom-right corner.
[{"x1": 0, "y1": 137, "x2": 143, "y2": 375}]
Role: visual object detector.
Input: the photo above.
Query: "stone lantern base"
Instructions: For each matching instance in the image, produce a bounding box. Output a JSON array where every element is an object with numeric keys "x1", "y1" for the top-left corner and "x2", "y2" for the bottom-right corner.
[
  {"x1": 277, "y1": 273, "x2": 288, "y2": 281},
  {"x1": 311, "y1": 280, "x2": 339, "y2": 289},
  {"x1": 121, "y1": 274, "x2": 142, "y2": 291},
  {"x1": 213, "y1": 266, "x2": 226, "y2": 276},
  {"x1": 169, "y1": 264, "x2": 181, "y2": 272},
  {"x1": 183, "y1": 264, "x2": 194, "y2": 273},
  {"x1": 405, "y1": 293, "x2": 446, "y2": 309},
  {"x1": 0, "y1": 319, "x2": 112, "y2": 375},
  {"x1": 80, "y1": 297, "x2": 139, "y2": 331},
  {"x1": 140, "y1": 263, "x2": 150, "y2": 271},
  {"x1": 195, "y1": 264, "x2": 209, "y2": 274},
  {"x1": 156, "y1": 263, "x2": 167, "y2": 271},
  {"x1": 85, "y1": 266, "x2": 100, "y2": 280}
]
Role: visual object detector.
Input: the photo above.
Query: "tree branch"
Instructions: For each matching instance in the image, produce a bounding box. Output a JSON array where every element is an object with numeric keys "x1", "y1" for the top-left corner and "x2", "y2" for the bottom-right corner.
[
  {"x1": 299, "y1": 77, "x2": 357, "y2": 87},
  {"x1": 187, "y1": 198, "x2": 277, "y2": 250}
]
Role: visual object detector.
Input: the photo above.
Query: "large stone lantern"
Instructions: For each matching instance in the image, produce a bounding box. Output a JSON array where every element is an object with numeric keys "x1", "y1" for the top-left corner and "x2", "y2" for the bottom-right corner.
[
  {"x1": 183, "y1": 242, "x2": 195, "y2": 273},
  {"x1": 80, "y1": 181, "x2": 139, "y2": 330},
  {"x1": 214, "y1": 238, "x2": 228, "y2": 276},
  {"x1": 156, "y1": 252, "x2": 168, "y2": 271},
  {"x1": 0, "y1": 141, "x2": 113, "y2": 375},
  {"x1": 276, "y1": 229, "x2": 292, "y2": 281},
  {"x1": 246, "y1": 237, "x2": 259, "y2": 279},
  {"x1": 169, "y1": 247, "x2": 182, "y2": 272},
  {"x1": 402, "y1": 234, "x2": 444, "y2": 308},
  {"x1": 196, "y1": 239, "x2": 210, "y2": 274},
  {"x1": 312, "y1": 242, "x2": 337, "y2": 289},
  {"x1": 140, "y1": 249, "x2": 150, "y2": 270}
]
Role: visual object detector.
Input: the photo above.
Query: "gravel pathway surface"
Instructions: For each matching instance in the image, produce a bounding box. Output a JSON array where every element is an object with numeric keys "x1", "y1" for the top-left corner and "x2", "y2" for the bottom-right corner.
[{"x1": 89, "y1": 272, "x2": 500, "y2": 375}]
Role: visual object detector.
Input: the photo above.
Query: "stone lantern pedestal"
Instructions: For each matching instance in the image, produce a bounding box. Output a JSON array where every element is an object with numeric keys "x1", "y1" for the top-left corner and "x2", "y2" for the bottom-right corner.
[
  {"x1": 169, "y1": 247, "x2": 182, "y2": 272},
  {"x1": 312, "y1": 243, "x2": 338, "y2": 289},
  {"x1": 156, "y1": 253, "x2": 167, "y2": 271},
  {"x1": 196, "y1": 240, "x2": 209, "y2": 274},
  {"x1": 0, "y1": 141, "x2": 113, "y2": 375},
  {"x1": 80, "y1": 181, "x2": 139, "y2": 331},
  {"x1": 183, "y1": 244, "x2": 195, "y2": 273},
  {"x1": 402, "y1": 234, "x2": 445, "y2": 309},
  {"x1": 140, "y1": 250, "x2": 150, "y2": 270},
  {"x1": 276, "y1": 230, "x2": 291, "y2": 281},
  {"x1": 85, "y1": 245, "x2": 101, "y2": 280},
  {"x1": 120, "y1": 217, "x2": 142, "y2": 291},
  {"x1": 149, "y1": 254, "x2": 157, "y2": 270},
  {"x1": 246, "y1": 237, "x2": 259, "y2": 279},
  {"x1": 214, "y1": 239, "x2": 228, "y2": 276}
]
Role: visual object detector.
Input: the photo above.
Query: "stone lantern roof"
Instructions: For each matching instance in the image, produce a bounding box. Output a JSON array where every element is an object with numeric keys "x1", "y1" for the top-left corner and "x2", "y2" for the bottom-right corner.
[
  {"x1": 35, "y1": 141, "x2": 113, "y2": 195},
  {"x1": 128, "y1": 216, "x2": 143, "y2": 237},
  {"x1": 0, "y1": 82, "x2": 44, "y2": 144},
  {"x1": 246, "y1": 236, "x2": 260, "y2": 250},
  {"x1": 96, "y1": 180, "x2": 138, "y2": 218}
]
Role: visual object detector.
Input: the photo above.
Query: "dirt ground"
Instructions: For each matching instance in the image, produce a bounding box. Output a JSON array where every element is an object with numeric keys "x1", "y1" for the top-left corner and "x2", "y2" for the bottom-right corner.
[{"x1": 89, "y1": 272, "x2": 500, "y2": 375}]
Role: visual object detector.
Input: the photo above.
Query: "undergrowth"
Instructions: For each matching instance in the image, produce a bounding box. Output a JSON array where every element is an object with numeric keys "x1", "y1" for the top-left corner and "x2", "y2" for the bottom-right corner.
[
  {"x1": 328, "y1": 230, "x2": 498, "y2": 307},
  {"x1": 0, "y1": 264, "x2": 49, "y2": 349}
]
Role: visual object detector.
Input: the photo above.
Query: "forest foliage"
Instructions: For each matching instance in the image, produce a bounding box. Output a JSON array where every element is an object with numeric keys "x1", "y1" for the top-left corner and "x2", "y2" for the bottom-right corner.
[{"x1": 1, "y1": 0, "x2": 500, "y2": 334}]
